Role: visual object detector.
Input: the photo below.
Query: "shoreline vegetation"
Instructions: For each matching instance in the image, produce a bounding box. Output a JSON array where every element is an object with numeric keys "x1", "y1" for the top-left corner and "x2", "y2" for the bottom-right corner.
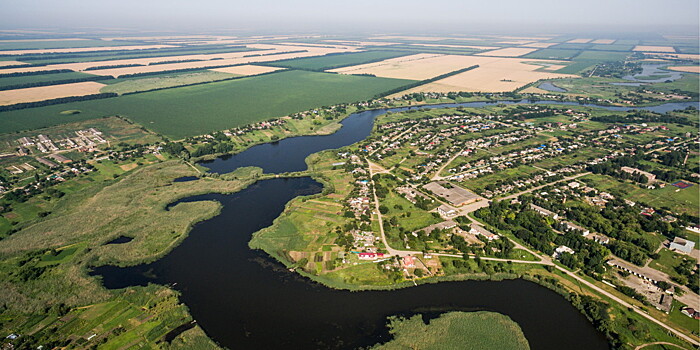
[{"x1": 0, "y1": 91, "x2": 698, "y2": 349}]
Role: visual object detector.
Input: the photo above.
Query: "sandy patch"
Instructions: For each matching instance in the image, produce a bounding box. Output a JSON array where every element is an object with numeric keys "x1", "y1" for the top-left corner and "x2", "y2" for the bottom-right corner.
[
  {"x1": 633, "y1": 46, "x2": 676, "y2": 53},
  {"x1": 209, "y1": 65, "x2": 283, "y2": 76},
  {"x1": 591, "y1": 39, "x2": 616, "y2": 44},
  {"x1": 0, "y1": 45, "x2": 177, "y2": 55},
  {"x1": 567, "y1": 38, "x2": 593, "y2": 44},
  {"x1": 409, "y1": 43, "x2": 499, "y2": 50},
  {"x1": 0, "y1": 44, "x2": 359, "y2": 76},
  {"x1": 521, "y1": 42, "x2": 558, "y2": 48},
  {"x1": 0, "y1": 60, "x2": 27, "y2": 67},
  {"x1": 0, "y1": 81, "x2": 106, "y2": 106},
  {"x1": 667, "y1": 66, "x2": 700, "y2": 73},
  {"x1": 476, "y1": 47, "x2": 538, "y2": 57},
  {"x1": 120, "y1": 163, "x2": 138, "y2": 171}
]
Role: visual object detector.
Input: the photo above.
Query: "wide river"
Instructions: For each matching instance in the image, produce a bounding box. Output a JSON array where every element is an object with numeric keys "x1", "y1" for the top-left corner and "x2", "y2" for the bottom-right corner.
[{"x1": 93, "y1": 100, "x2": 698, "y2": 349}]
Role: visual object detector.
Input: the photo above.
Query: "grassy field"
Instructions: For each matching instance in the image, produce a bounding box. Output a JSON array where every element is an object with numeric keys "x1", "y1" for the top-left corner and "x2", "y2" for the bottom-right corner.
[
  {"x1": 373, "y1": 311, "x2": 530, "y2": 350},
  {"x1": 0, "y1": 70, "x2": 415, "y2": 139},
  {"x1": 524, "y1": 49, "x2": 579, "y2": 60},
  {"x1": 99, "y1": 70, "x2": 238, "y2": 95},
  {"x1": 581, "y1": 174, "x2": 699, "y2": 216},
  {"x1": 264, "y1": 50, "x2": 411, "y2": 70}
]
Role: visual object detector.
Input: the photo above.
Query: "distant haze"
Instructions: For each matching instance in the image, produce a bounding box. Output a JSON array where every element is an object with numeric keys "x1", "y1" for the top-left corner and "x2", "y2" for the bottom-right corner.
[{"x1": 1, "y1": 0, "x2": 698, "y2": 34}]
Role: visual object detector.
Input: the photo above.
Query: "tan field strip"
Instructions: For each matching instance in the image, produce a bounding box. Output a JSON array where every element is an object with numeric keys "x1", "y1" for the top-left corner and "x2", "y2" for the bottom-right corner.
[
  {"x1": 644, "y1": 53, "x2": 699, "y2": 60},
  {"x1": 370, "y1": 35, "x2": 459, "y2": 41},
  {"x1": 491, "y1": 35, "x2": 552, "y2": 41},
  {"x1": 409, "y1": 43, "x2": 499, "y2": 50},
  {"x1": 567, "y1": 38, "x2": 593, "y2": 44},
  {"x1": 0, "y1": 45, "x2": 178, "y2": 55},
  {"x1": 633, "y1": 46, "x2": 676, "y2": 53},
  {"x1": 667, "y1": 66, "x2": 700, "y2": 73},
  {"x1": 0, "y1": 60, "x2": 26, "y2": 67},
  {"x1": 102, "y1": 35, "x2": 236, "y2": 41},
  {"x1": 209, "y1": 65, "x2": 283, "y2": 75},
  {"x1": 521, "y1": 42, "x2": 558, "y2": 48},
  {"x1": 323, "y1": 40, "x2": 400, "y2": 46},
  {"x1": 476, "y1": 47, "x2": 538, "y2": 57},
  {"x1": 0, "y1": 44, "x2": 358, "y2": 76},
  {"x1": 79, "y1": 46, "x2": 358, "y2": 77},
  {"x1": 0, "y1": 38, "x2": 89, "y2": 43},
  {"x1": 591, "y1": 39, "x2": 616, "y2": 44},
  {"x1": 496, "y1": 40, "x2": 535, "y2": 45},
  {"x1": 0, "y1": 82, "x2": 106, "y2": 106},
  {"x1": 330, "y1": 53, "x2": 574, "y2": 92}
]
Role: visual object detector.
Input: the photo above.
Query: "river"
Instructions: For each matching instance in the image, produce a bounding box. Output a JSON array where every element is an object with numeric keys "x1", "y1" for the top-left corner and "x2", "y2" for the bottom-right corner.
[{"x1": 93, "y1": 100, "x2": 698, "y2": 349}]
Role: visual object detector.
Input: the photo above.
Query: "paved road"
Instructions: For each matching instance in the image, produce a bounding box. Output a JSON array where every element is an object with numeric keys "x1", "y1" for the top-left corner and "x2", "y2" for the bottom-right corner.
[{"x1": 499, "y1": 172, "x2": 591, "y2": 200}]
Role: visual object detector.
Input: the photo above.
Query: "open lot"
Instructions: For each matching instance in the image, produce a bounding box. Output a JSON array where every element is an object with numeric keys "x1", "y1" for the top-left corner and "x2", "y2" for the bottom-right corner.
[
  {"x1": 0, "y1": 81, "x2": 106, "y2": 105},
  {"x1": 0, "y1": 70, "x2": 414, "y2": 138}
]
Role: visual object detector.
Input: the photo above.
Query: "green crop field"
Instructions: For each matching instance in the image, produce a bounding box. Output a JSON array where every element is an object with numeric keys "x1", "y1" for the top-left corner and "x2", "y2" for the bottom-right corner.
[
  {"x1": 574, "y1": 50, "x2": 631, "y2": 61},
  {"x1": 99, "y1": 70, "x2": 239, "y2": 94},
  {"x1": 373, "y1": 311, "x2": 530, "y2": 350},
  {"x1": 0, "y1": 71, "x2": 99, "y2": 89},
  {"x1": 0, "y1": 70, "x2": 416, "y2": 139},
  {"x1": 525, "y1": 48, "x2": 579, "y2": 60},
  {"x1": 264, "y1": 50, "x2": 411, "y2": 70}
]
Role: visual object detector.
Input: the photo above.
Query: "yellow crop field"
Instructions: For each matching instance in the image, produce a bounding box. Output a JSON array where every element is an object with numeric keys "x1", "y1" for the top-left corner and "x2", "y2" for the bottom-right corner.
[
  {"x1": 591, "y1": 39, "x2": 616, "y2": 44},
  {"x1": 409, "y1": 43, "x2": 499, "y2": 50},
  {"x1": 0, "y1": 60, "x2": 26, "y2": 67},
  {"x1": 0, "y1": 81, "x2": 106, "y2": 106},
  {"x1": 567, "y1": 38, "x2": 593, "y2": 43},
  {"x1": 521, "y1": 42, "x2": 558, "y2": 48},
  {"x1": 633, "y1": 45, "x2": 676, "y2": 53},
  {"x1": 667, "y1": 66, "x2": 700, "y2": 73}
]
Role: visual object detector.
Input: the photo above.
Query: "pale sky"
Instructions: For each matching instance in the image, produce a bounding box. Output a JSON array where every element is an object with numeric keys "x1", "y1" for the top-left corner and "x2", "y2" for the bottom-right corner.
[{"x1": 1, "y1": 0, "x2": 698, "y2": 34}]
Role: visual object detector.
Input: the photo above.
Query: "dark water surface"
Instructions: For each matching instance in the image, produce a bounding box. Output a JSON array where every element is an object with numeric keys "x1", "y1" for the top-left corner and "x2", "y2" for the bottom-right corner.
[
  {"x1": 93, "y1": 177, "x2": 608, "y2": 349},
  {"x1": 94, "y1": 100, "x2": 698, "y2": 349}
]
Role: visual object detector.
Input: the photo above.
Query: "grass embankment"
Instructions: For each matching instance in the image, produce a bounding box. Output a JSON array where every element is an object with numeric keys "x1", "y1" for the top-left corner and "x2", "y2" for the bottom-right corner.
[
  {"x1": 373, "y1": 311, "x2": 530, "y2": 350},
  {"x1": 0, "y1": 70, "x2": 415, "y2": 138}
]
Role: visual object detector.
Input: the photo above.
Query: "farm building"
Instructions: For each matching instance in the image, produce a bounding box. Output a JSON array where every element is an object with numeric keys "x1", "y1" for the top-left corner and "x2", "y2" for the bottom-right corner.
[
  {"x1": 423, "y1": 181, "x2": 480, "y2": 207},
  {"x1": 469, "y1": 224, "x2": 499, "y2": 241},
  {"x1": 670, "y1": 237, "x2": 695, "y2": 254},
  {"x1": 437, "y1": 204, "x2": 457, "y2": 218},
  {"x1": 530, "y1": 203, "x2": 558, "y2": 219}
]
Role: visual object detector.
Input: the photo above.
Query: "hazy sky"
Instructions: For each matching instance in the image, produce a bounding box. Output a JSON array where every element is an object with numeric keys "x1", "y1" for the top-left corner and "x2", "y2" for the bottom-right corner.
[{"x1": 2, "y1": 0, "x2": 698, "y2": 34}]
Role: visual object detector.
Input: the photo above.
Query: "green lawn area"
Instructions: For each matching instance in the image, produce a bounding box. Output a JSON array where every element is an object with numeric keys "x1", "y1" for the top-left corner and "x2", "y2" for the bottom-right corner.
[
  {"x1": 0, "y1": 70, "x2": 416, "y2": 139},
  {"x1": 373, "y1": 311, "x2": 530, "y2": 350},
  {"x1": 581, "y1": 174, "x2": 699, "y2": 216},
  {"x1": 648, "y1": 248, "x2": 687, "y2": 279},
  {"x1": 263, "y1": 50, "x2": 411, "y2": 70}
]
